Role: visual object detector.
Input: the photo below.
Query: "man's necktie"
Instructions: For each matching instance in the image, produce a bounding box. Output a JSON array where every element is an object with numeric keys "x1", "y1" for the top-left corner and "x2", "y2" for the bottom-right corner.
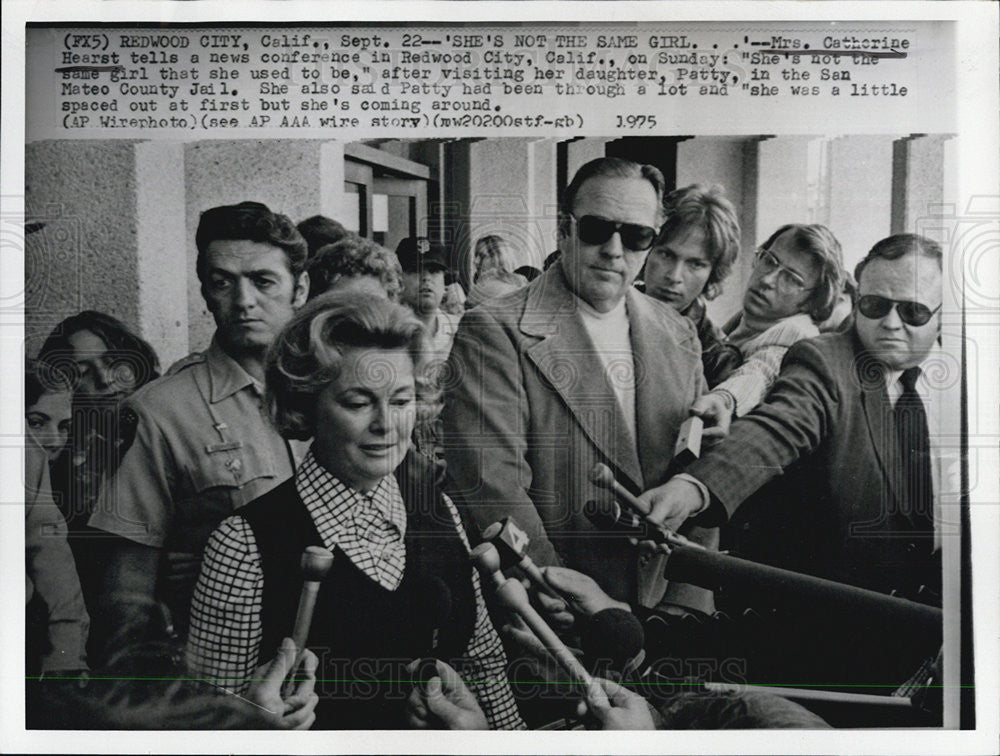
[{"x1": 895, "y1": 366, "x2": 934, "y2": 534}]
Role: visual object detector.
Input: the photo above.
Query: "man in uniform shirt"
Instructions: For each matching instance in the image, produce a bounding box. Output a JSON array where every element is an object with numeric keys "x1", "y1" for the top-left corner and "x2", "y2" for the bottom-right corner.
[{"x1": 89, "y1": 201, "x2": 309, "y2": 645}]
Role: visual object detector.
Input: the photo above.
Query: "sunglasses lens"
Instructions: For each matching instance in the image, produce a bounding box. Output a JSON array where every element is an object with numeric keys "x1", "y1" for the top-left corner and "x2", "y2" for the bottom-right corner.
[
  {"x1": 576, "y1": 216, "x2": 656, "y2": 251},
  {"x1": 898, "y1": 302, "x2": 932, "y2": 326},
  {"x1": 620, "y1": 225, "x2": 656, "y2": 251},
  {"x1": 858, "y1": 295, "x2": 933, "y2": 326},
  {"x1": 576, "y1": 216, "x2": 614, "y2": 245},
  {"x1": 858, "y1": 295, "x2": 892, "y2": 319}
]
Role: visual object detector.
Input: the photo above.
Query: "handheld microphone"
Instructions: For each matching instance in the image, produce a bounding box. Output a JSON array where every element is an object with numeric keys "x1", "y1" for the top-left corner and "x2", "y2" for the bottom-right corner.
[
  {"x1": 410, "y1": 577, "x2": 453, "y2": 704},
  {"x1": 283, "y1": 545, "x2": 334, "y2": 696},
  {"x1": 493, "y1": 577, "x2": 605, "y2": 704},
  {"x1": 419, "y1": 575, "x2": 452, "y2": 654},
  {"x1": 587, "y1": 498, "x2": 941, "y2": 637},
  {"x1": 584, "y1": 498, "x2": 707, "y2": 551},
  {"x1": 579, "y1": 607, "x2": 647, "y2": 682},
  {"x1": 481, "y1": 518, "x2": 565, "y2": 602},
  {"x1": 589, "y1": 463, "x2": 708, "y2": 550},
  {"x1": 470, "y1": 542, "x2": 506, "y2": 589},
  {"x1": 589, "y1": 463, "x2": 650, "y2": 516},
  {"x1": 673, "y1": 415, "x2": 704, "y2": 465}
]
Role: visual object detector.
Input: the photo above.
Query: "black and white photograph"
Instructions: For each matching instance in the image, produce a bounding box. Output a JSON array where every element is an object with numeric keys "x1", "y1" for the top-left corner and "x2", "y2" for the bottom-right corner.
[{"x1": 3, "y1": 2, "x2": 998, "y2": 753}]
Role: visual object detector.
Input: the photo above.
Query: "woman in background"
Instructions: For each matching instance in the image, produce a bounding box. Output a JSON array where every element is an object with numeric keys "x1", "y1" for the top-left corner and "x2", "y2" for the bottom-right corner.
[
  {"x1": 38, "y1": 311, "x2": 161, "y2": 627},
  {"x1": 25, "y1": 358, "x2": 74, "y2": 463},
  {"x1": 25, "y1": 361, "x2": 89, "y2": 679},
  {"x1": 470, "y1": 233, "x2": 517, "y2": 284}
]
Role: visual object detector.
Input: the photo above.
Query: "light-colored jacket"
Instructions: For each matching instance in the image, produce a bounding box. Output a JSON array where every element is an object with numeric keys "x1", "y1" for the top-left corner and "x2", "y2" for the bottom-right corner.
[{"x1": 443, "y1": 262, "x2": 707, "y2": 605}]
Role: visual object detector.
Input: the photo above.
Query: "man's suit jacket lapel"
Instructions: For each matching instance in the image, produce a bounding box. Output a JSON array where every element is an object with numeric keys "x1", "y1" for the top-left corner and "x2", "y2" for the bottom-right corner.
[
  {"x1": 628, "y1": 289, "x2": 695, "y2": 490},
  {"x1": 521, "y1": 266, "x2": 644, "y2": 490}
]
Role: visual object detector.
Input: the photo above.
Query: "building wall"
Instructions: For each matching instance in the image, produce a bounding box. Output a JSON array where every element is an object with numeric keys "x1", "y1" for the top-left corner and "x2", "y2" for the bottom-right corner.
[
  {"x1": 182, "y1": 139, "x2": 342, "y2": 354},
  {"x1": 24, "y1": 135, "x2": 949, "y2": 367},
  {"x1": 25, "y1": 140, "x2": 142, "y2": 358}
]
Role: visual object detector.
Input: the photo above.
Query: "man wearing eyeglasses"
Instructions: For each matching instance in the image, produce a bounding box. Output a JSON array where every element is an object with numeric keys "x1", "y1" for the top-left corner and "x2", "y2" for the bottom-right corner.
[
  {"x1": 691, "y1": 224, "x2": 844, "y2": 423},
  {"x1": 443, "y1": 157, "x2": 726, "y2": 614},
  {"x1": 638, "y1": 233, "x2": 945, "y2": 604}
]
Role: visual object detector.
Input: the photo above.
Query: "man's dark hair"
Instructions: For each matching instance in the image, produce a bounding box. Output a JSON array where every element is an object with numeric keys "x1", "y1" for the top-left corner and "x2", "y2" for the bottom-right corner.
[
  {"x1": 296, "y1": 214, "x2": 351, "y2": 259},
  {"x1": 854, "y1": 233, "x2": 943, "y2": 283},
  {"x1": 561, "y1": 157, "x2": 666, "y2": 225},
  {"x1": 195, "y1": 202, "x2": 308, "y2": 284}
]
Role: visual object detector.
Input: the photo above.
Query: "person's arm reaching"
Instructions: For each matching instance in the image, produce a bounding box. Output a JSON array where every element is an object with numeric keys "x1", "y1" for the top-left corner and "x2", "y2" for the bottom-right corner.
[{"x1": 641, "y1": 339, "x2": 841, "y2": 529}]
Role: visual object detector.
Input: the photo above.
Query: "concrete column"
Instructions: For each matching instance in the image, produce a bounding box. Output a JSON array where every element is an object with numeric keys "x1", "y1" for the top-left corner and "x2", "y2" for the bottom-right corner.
[
  {"x1": 134, "y1": 142, "x2": 189, "y2": 367},
  {"x1": 754, "y1": 136, "x2": 822, "y2": 240},
  {"x1": 25, "y1": 141, "x2": 144, "y2": 358},
  {"x1": 182, "y1": 139, "x2": 343, "y2": 350},
  {"x1": 564, "y1": 138, "x2": 612, "y2": 182},
  {"x1": 445, "y1": 138, "x2": 558, "y2": 285},
  {"x1": 892, "y1": 135, "x2": 951, "y2": 242},
  {"x1": 676, "y1": 137, "x2": 757, "y2": 324},
  {"x1": 827, "y1": 136, "x2": 895, "y2": 272}
]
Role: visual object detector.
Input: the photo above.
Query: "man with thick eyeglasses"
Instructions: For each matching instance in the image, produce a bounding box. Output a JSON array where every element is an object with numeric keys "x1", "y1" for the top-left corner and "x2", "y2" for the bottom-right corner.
[
  {"x1": 443, "y1": 157, "x2": 728, "y2": 622},
  {"x1": 638, "y1": 233, "x2": 946, "y2": 610},
  {"x1": 691, "y1": 224, "x2": 845, "y2": 423}
]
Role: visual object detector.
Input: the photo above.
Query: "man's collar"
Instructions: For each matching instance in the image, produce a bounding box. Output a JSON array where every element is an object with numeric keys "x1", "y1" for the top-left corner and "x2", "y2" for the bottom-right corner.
[{"x1": 206, "y1": 336, "x2": 261, "y2": 403}]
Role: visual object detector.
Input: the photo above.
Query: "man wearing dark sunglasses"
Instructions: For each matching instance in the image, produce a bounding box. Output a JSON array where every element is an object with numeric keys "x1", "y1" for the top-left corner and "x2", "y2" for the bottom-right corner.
[
  {"x1": 638, "y1": 233, "x2": 945, "y2": 615},
  {"x1": 444, "y1": 157, "x2": 726, "y2": 624}
]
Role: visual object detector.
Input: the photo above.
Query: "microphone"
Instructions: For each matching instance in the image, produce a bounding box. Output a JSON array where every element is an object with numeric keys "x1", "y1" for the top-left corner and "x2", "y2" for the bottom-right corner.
[
  {"x1": 412, "y1": 576, "x2": 452, "y2": 697},
  {"x1": 579, "y1": 608, "x2": 647, "y2": 682},
  {"x1": 283, "y1": 545, "x2": 334, "y2": 695},
  {"x1": 584, "y1": 498, "x2": 707, "y2": 551},
  {"x1": 481, "y1": 518, "x2": 565, "y2": 602},
  {"x1": 586, "y1": 498, "x2": 941, "y2": 637},
  {"x1": 470, "y1": 542, "x2": 506, "y2": 589},
  {"x1": 589, "y1": 463, "x2": 650, "y2": 516},
  {"x1": 673, "y1": 415, "x2": 704, "y2": 465},
  {"x1": 589, "y1": 463, "x2": 708, "y2": 549},
  {"x1": 419, "y1": 575, "x2": 452, "y2": 654},
  {"x1": 493, "y1": 577, "x2": 604, "y2": 702}
]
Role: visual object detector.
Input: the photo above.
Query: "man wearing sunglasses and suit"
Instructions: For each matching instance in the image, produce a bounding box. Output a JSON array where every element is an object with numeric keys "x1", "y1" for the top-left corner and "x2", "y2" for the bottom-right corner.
[
  {"x1": 639, "y1": 233, "x2": 945, "y2": 606},
  {"x1": 443, "y1": 157, "x2": 727, "y2": 616}
]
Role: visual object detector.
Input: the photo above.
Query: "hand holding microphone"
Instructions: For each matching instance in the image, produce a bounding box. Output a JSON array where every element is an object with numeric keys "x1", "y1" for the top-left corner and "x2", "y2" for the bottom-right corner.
[
  {"x1": 472, "y1": 545, "x2": 608, "y2": 708},
  {"x1": 405, "y1": 658, "x2": 489, "y2": 730},
  {"x1": 481, "y1": 518, "x2": 574, "y2": 630},
  {"x1": 282, "y1": 545, "x2": 334, "y2": 697},
  {"x1": 481, "y1": 518, "x2": 562, "y2": 600},
  {"x1": 589, "y1": 463, "x2": 707, "y2": 541}
]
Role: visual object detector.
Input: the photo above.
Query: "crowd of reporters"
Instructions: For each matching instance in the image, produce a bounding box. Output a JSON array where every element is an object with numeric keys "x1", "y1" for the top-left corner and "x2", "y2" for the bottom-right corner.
[{"x1": 24, "y1": 156, "x2": 944, "y2": 730}]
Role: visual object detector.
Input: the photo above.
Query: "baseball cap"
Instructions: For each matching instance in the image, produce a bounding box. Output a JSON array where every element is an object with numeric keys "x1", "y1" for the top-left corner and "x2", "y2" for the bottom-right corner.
[{"x1": 395, "y1": 237, "x2": 449, "y2": 273}]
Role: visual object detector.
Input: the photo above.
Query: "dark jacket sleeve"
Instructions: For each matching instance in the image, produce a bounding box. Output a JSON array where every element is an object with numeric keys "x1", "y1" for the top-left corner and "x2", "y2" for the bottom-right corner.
[{"x1": 686, "y1": 338, "x2": 842, "y2": 521}]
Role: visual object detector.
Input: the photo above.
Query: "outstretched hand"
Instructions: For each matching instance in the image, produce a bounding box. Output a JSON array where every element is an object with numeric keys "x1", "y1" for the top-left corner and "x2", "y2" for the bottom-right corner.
[
  {"x1": 689, "y1": 392, "x2": 733, "y2": 441},
  {"x1": 541, "y1": 566, "x2": 631, "y2": 619},
  {"x1": 636, "y1": 477, "x2": 706, "y2": 533}
]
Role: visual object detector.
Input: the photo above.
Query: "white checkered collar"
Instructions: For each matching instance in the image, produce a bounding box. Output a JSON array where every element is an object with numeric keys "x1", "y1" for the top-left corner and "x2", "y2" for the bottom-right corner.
[{"x1": 295, "y1": 448, "x2": 407, "y2": 545}]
